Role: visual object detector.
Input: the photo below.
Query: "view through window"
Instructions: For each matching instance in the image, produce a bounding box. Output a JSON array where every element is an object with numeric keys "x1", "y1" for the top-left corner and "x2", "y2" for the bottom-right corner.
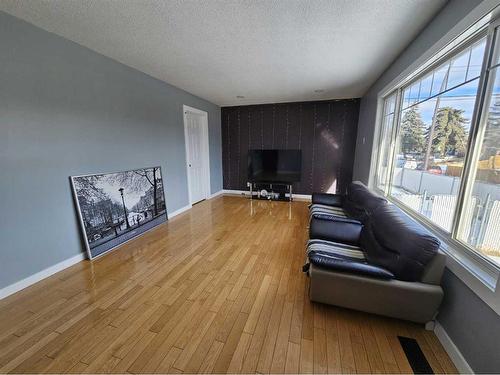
[
  {"x1": 458, "y1": 34, "x2": 500, "y2": 265},
  {"x1": 377, "y1": 29, "x2": 500, "y2": 267}
]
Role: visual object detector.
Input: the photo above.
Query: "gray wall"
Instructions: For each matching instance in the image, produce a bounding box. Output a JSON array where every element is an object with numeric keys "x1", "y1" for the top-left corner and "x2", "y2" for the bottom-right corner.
[
  {"x1": 439, "y1": 269, "x2": 500, "y2": 373},
  {"x1": 353, "y1": 1, "x2": 500, "y2": 372},
  {"x1": 0, "y1": 12, "x2": 222, "y2": 289}
]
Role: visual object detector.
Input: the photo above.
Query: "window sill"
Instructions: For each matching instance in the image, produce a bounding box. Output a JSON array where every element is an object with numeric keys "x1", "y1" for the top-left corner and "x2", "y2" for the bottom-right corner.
[
  {"x1": 443, "y1": 243, "x2": 500, "y2": 315},
  {"x1": 439, "y1": 239, "x2": 498, "y2": 292}
]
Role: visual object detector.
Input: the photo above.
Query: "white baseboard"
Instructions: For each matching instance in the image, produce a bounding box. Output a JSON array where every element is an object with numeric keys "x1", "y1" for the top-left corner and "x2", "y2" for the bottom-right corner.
[
  {"x1": 0, "y1": 253, "x2": 86, "y2": 301},
  {"x1": 222, "y1": 189, "x2": 311, "y2": 201},
  {"x1": 168, "y1": 204, "x2": 192, "y2": 218},
  {"x1": 209, "y1": 190, "x2": 224, "y2": 199},
  {"x1": 434, "y1": 322, "x2": 473, "y2": 374}
]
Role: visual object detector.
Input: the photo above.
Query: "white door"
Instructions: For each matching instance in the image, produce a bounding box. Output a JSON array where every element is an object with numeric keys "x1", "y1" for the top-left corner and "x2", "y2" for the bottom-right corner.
[{"x1": 184, "y1": 107, "x2": 209, "y2": 204}]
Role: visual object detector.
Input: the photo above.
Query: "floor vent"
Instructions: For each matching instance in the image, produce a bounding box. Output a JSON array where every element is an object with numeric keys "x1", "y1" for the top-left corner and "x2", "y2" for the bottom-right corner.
[{"x1": 398, "y1": 336, "x2": 434, "y2": 374}]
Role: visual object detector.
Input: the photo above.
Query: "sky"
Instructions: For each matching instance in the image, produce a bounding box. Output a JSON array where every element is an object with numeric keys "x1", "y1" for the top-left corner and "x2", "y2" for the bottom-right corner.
[
  {"x1": 407, "y1": 79, "x2": 480, "y2": 131},
  {"x1": 96, "y1": 176, "x2": 143, "y2": 209},
  {"x1": 400, "y1": 38, "x2": 487, "y2": 131}
]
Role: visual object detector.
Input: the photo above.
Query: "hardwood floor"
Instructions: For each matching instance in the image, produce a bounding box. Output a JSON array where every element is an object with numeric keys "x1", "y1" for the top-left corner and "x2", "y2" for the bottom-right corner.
[{"x1": 0, "y1": 196, "x2": 457, "y2": 374}]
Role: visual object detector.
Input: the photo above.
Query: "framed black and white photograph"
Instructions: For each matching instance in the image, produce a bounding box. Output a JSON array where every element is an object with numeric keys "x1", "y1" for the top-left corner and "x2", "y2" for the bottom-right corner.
[{"x1": 71, "y1": 166, "x2": 167, "y2": 259}]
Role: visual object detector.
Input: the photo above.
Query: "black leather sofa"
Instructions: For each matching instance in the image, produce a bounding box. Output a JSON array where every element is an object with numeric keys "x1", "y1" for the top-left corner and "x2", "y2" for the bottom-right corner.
[
  {"x1": 309, "y1": 181, "x2": 387, "y2": 223},
  {"x1": 305, "y1": 182, "x2": 445, "y2": 324}
]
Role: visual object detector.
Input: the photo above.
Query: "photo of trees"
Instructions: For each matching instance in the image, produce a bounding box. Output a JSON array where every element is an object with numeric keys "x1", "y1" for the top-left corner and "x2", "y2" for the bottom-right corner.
[{"x1": 71, "y1": 167, "x2": 167, "y2": 259}]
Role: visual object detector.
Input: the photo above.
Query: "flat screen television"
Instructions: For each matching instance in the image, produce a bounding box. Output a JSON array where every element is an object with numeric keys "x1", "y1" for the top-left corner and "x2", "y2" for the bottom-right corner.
[{"x1": 247, "y1": 149, "x2": 302, "y2": 183}]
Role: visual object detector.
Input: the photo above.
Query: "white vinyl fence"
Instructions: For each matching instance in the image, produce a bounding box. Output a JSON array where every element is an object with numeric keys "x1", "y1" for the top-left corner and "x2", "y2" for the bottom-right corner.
[
  {"x1": 430, "y1": 195, "x2": 456, "y2": 232},
  {"x1": 392, "y1": 168, "x2": 500, "y2": 201},
  {"x1": 479, "y1": 200, "x2": 500, "y2": 253},
  {"x1": 383, "y1": 167, "x2": 500, "y2": 259},
  {"x1": 393, "y1": 187, "x2": 499, "y2": 256},
  {"x1": 398, "y1": 194, "x2": 423, "y2": 213}
]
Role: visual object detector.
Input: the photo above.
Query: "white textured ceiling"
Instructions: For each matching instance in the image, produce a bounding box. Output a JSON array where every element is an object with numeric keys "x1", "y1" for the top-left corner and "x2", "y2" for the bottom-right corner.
[{"x1": 0, "y1": 0, "x2": 446, "y2": 106}]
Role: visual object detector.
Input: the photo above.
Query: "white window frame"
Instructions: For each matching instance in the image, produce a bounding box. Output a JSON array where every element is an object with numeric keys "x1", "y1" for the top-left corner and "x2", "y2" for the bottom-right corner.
[{"x1": 371, "y1": 9, "x2": 500, "y2": 314}]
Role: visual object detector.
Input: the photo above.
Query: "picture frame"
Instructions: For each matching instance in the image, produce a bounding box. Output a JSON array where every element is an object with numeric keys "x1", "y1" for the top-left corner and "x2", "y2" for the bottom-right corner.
[{"x1": 70, "y1": 166, "x2": 168, "y2": 259}]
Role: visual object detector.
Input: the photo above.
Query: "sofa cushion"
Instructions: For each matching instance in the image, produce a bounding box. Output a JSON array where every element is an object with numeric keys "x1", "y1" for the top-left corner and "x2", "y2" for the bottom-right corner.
[
  {"x1": 306, "y1": 239, "x2": 394, "y2": 279},
  {"x1": 309, "y1": 216, "x2": 362, "y2": 245},
  {"x1": 311, "y1": 193, "x2": 344, "y2": 207},
  {"x1": 308, "y1": 253, "x2": 395, "y2": 279},
  {"x1": 307, "y1": 239, "x2": 365, "y2": 260},
  {"x1": 360, "y1": 204, "x2": 440, "y2": 282},
  {"x1": 309, "y1": 204, "x2": 348, "y2": 220},
  {"x1": 343, "y1": 181, "x2": 387, "y2": 221}
]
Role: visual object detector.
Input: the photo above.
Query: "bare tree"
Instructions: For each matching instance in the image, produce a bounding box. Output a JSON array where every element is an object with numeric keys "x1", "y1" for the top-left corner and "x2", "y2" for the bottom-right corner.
[
  {"x1": 133, "y1": 168, "x2": 160, "y2": 216},
  {"x1": 73, "y1": 175, "x2": 107, "y2": 202},
  {"x1": 104, "y1": 167, "x2": 161, "y2": 215}
]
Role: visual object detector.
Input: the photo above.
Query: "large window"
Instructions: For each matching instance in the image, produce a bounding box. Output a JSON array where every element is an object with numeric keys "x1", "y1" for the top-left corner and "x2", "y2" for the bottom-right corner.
[
  {"x1": 390, "y1": 38, "x2": 485, "y2": 232},
  {"x1": 376, "y1": 23, "x2": 500, "y2": 268}
]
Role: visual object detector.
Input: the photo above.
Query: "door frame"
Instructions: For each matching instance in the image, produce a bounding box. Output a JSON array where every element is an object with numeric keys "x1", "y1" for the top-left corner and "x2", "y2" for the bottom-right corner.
[{"x1": 183, "y1": 105, "x2": 211, "y2": 205}]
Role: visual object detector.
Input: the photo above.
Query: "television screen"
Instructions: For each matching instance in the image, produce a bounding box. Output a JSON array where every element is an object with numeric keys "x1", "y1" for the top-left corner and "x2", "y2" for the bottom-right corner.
[{"x1": 247, "y1": 149, "x2": 302, "y2": 183}]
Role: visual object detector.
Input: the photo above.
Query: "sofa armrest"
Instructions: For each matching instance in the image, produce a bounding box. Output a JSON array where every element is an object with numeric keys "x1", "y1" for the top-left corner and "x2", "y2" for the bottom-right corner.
[
  {"x1": 310, "y1": 216, "x2": 362, "y2": 245},
  {"x1": 312, "y1": 193, "x2": 344, "y2": 207},
  {"x1": 420, "y1": 250, "x2": 446, "y2": 285}
]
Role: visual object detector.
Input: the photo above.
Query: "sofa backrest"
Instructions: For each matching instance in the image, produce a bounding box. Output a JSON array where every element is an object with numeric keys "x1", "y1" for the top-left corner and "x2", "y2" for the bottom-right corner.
[
  {"x1": 344, "y1": 181, "x2": 387, "y2": 221},
  {"x1": 360, "y1": 204, "x2": 440, "y2": 282}
]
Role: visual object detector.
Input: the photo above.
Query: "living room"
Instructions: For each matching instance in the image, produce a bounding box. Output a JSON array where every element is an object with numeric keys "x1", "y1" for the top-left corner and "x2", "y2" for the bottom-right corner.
[{"x1": 0, "y1": 0, "x2": 499, "y2": 374}]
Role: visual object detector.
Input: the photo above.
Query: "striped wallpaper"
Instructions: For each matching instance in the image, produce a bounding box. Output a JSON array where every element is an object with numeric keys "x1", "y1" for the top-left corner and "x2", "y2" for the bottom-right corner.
[{"x1": 221, "y1": 99, "x2": 360, "y2": 195}]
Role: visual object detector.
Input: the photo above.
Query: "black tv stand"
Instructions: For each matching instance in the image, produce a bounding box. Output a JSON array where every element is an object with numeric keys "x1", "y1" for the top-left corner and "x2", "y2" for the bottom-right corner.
[{"x1": 248, "y1": 182, "x2": 293, "y2": 202}]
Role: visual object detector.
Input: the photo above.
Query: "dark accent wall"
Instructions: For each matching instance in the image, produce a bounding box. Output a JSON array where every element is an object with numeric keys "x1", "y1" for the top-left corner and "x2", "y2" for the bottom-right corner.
[{"x1": 221, "y1": 99, "x2": 360, "y2": 195}]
